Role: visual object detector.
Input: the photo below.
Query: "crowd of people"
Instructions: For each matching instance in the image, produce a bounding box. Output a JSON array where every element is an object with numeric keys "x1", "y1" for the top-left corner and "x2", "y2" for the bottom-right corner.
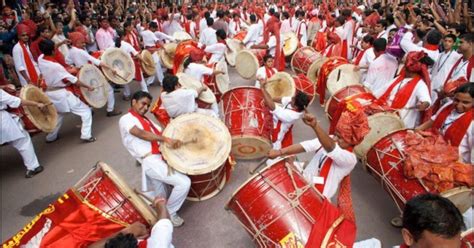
[{"x1": 1, "y1": 0, "x2": 473, "y2": 247}]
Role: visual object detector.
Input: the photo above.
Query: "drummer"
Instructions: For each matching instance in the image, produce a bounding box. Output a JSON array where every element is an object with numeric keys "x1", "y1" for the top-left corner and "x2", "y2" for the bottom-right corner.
[
  {"x1": 267, "y1": 110, "x2": 370, "y2": 200},
  {"x1": 251, "y1": 20, "x2": 285, "y2": 71},
  {"x1": 416, "y1": 82, "x2": 473, "y2": 164},
  {"x1": 0, "y1": 88, "x2": 46, "y2": 178},
  {"x1": 119, "y1": 91, "x2": 191, "y2": 227},
  {"x1": 182, "y1": 48, "x2": 224, "y2": 116},
  {"x1": 203, "y1": 29, "x2": 227, "y2": 64},
  {"x1": 242, "y1": 14, "x2": 262, "y2": 48},
  {"x1": 255, "y1": 55, "x2": 277, "y2": 88},
  {"x1": 65, "y1": 32, "x2": 122, "y2": 117},
  {"x1": 37, "y1": 39, "x2": 96, "y2": 143},
  {"x1": 229, "y1": 12, "x2": 247, "y2": 38}
]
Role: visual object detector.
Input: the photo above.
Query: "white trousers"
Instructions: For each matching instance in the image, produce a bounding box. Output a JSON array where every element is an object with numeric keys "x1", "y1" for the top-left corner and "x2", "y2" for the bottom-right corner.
[
  {"x1": 10, "y1": 128, "x2": 40, "y2": 171},
  {"x1": 145, "y1": 53, "x2": 165, "y2": 86},
  {"x1": 124, "y1": 76, "x2": 149, "y2": 97},
  {"x1": 46, "y1": 99, "x2": 93, "y2": 141},
  {"x1": 142, "y1": 155, "x2": 191, "y2": 216},
  {"x1": 106, "y1": 83, "x2": 115, "y2": 112}
]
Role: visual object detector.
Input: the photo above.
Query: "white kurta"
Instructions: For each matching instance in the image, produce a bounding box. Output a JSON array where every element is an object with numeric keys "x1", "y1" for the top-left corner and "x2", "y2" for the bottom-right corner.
[
  {"x1": 271, "y1": 97, "x2": 303, "y2": 150},
  {"x1": 400, "y1": 32, "x2": 440, "y2": 62},
  {"x1": 161, "y1": 89, "x2": 198, "y2": 118},
  {"x1": 242, "y1": 24, "x2": 261, "y2": 48},
  {"x1": 184, "y1": 63, "x2": 213, "y2": 83},
  {"x1": 255, "y1": 66, "x2": 277, "y2": 88},
  {"x1": 266, "y1": 34, "x2": 284, "y2": 57},
  {"x1": 301, "y1": 138, "x2": 357, "y2": 200},
  {"x1": 430, "y1": 50, "x2": 462, "y2": 102},
  {"x1": 12, "y1": 42, "x2": 40, "y2": 86},
  {"x1": 356, "y1": 47, "x2": 376, "y2": 81},
  {"x1": 199, "y1": 27, "x2": 218, "y2": 46},
  {"x1": 66, "y1": 46, "x2": 101, "y2": 67},
  {"x1": 204, "y1": 43, "x2": 226, "y2": 64},
  {"x1": 144, "y1": 219, "x2": 174, "y2": 248},
  {"x1": 363, "y1": 53, "x2": 399, "y2": 97},
  {"x1": 295, "y1": 21, "x2": 308, "y2": 47}
]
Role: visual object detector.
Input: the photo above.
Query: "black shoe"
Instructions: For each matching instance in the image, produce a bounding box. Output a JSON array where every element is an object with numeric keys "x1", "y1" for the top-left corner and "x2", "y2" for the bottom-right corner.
[
  {"x1": 107, "y1": 110, "x2": 122, "y2": 117},
  {"x1": 25, "y1": 166, "x2": 44, "y2": 178},
  {"x1": 81, "y1": 137, "x2": 97, "y2": 143}
]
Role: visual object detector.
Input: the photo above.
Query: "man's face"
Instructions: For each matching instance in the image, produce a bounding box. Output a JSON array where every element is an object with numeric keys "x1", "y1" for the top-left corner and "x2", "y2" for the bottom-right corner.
[
  {"x1": 131, "y1": 97, "x2": 151, "y2": 116},
  {"x1": 265, "y1": 58, "x2": 274, "y2": 68},
  {"x1": 361, "y1": 40, "x2": 370, "y2": 49},
  {"x1": 443, "y1": 37, "x2": 455, "y2": 51},
  {"x1": 388, "y1": 30, "x2": 396, "y2": 43},
  {"x1": 41, "y1": 29, "x2": 52, "y2": 39},
  {"x1": 100, "y1": 20, "x2": 110, "y2": 29},
  {"x1": 19, "y1": 32, "x2": 29, "y2": 42},
  {"x1": 458, "y1": 38, "x2": 472, "y2": 54},
  {"x1": 453, "y1": 92, "x2": 473, "y2": 114},
  {"x1": 374, "y1": 23, "x2": 384, "y2": 33},
  {"x1": 402, "y1": 229, "x2": 462, "y2": 248},
  {"x1": 334, "y1": 134, "x2": 350, "y2": 149},
  {"x1": 84, "y1": 18, "x2": 91, "y2": 26},
  {"x1": 56, "y1": 22, "x2": 64, "y2": 34}
]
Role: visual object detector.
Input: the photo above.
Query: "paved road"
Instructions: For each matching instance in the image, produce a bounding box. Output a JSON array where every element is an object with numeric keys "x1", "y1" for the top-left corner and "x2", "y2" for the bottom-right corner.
[{"x1": 1, "y1": 68, "x2": 403, "y2": 246}]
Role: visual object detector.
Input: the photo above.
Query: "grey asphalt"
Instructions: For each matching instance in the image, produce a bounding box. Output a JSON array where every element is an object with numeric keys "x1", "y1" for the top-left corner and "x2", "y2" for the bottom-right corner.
[{"x1": 1, "y1": 67, "x2": 402, "y2": 247}]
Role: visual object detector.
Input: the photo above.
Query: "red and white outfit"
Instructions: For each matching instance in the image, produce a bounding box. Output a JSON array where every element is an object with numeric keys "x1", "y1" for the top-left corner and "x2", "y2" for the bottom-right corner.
[
  {"x1": 295, "y1": 20, "x2": 308, "y2": 47},
  {"x1": 270, "y1": 97, "x2": 304, "y2": 150},
  {"x1": 342, "y1": 18, "x2": 355, "y2": 60},
  {"x1": 445, "y1": 56, "x2": 474, "y2": 84},
  {"x1": 161, "y1": 88, "x2": 216, "y2": 118},
  {"x1": 204, "y1": 41, "x2": 227, "y2": 64},
  {"x1": 183, "y1": 63, "x2": 219, "y2": 116},
  {"x1": 353, "y1": 47, "x2": 375, "y2": 81},
  {"x1": 118, "y1": 40, "x2": 149, "y2": 97},
  {"x1": 12, "y1": 41, "x2": 40, "y2": 86},
  {"x1": 37, "y1": 55, "x2": 93, "y2": 142},
  {"x1": 363, "y1": 53, "x2": 399, "y2": 97},
  {"x1": 184, "y1": 20, "x2": 198, "y2": 39},
  {"x1": 95, "y1": 27, "x2": 116, "y2": 51},
  {"x1": 255, "y1": 65, "x2": 277, "y2": 88},
  {"x1": 431, "y1": 102, "x2": 473, "y2": 164},
  {"x1": 138, "y1": 219, "x2": 174, "y2": 248},
  {"x1": 300, "y1": 138, "x2": 357, "y2": 200},
  {"x1": 242, "y1": 23, "x2": 262, "y2": 48},
  {"x1": 229, "y1": 18, "x2": 247, "y2": 37},
  {"x1": 119, "y1": 111, "x2": 191, "y2": 217},
  {"x1": 400, "y1": 32, "x2": 440, "y2": 62},
  {"x1": 430, "y1": 50, "x2": 462, "y2": 102}
]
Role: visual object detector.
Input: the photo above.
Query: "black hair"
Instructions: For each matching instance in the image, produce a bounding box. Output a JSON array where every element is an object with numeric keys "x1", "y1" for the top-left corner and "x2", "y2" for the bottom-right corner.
[
  {"x1": 282, "y1": 11, "x2": 290, "y2": 19},
  {"x1": 386, "y1": 14, "x2": 395, "y2": 25},
  {"x1": 131, "y1": 91, "x2": 152, "y2": 105},
  {"x1": 419, "y1": 54, "x2": 435, "y2": 67},
  {"x1": 377, "y1": 19, "x2": 387, "y2": 29},
  {"x1": 39, "y1": 39, "x2": 55, "y2": 56},
  {"x1": 362, "y1": 35, "x2": 374, "y2": 45},
  {"x1": 216, "y1": 10, "x2": 224, "y2": 18},
  {"x1": 206, "y1": 17, "x2": 214, "y2": 27},
  {"x1": 389, "y1": 28, "x2": 398, "y2": 33},
  {"x1": 263, "y1": 54, "x2": 273, "y2": 63},
  {"x1": 123, "y1": 20, "x2": 132, "y2": 29},
  {"x1": 232, "y1": 13, "x2": 239, "y2": 18},
  {"x1": 341, "y1": 9, "x2": 351, "y2": 18},
  {"x1": 426, "y1": 30, "x2": 442, "y2": 45},
  {"x1": 415, "y1": 29, "x2": 427, "y2": 40},
  {"x1": 294, "y1": 91, "x2": 310, "y2": 111},
  {"x1": 296, "y1": 10, "x2": 305, "y2": 18},
  {"x1": 444, "y1": 34, "x2": 457, "y2": 42},
  {"x1": 105, "y1": 233, "x2": 138, "y2": 248},
  {"x1": 269, "y1": 8, "x2": 275, "y2": 15},
  {"x1": 216, "y1": 29, "x2": 226, "y2": 40},
  {"x1": 460, "y1": 32, "x2": 474, "y2": 43},
  {"x1": 373, "y1": 38, "x2": 387, "y2": 52},
  {"x1": 455, "y1": 82, "x2": 474, "y2": 98},
  {"x1": 250, "y1": 14, "x2": 256, "y2": 23},
  {"x1": 186, "y1": 13, "x2": 194, "y2": 21},
  {"x1": 149, "y1": 21, "x2": 158, "y2": 29},
  {"x1": 162, "y1": 75, "x2": 179, "y2": 93},
  {"x1": 37, "y1": 26, "x2": 50, "y2": 37},
  {"x1": 336, "y1": 16, "x2": 345, "y2": 25},
  {"x1": 403, "y1": 193, "x2": 465, "y2": 242},
  {"x1": 204, "y1": 11, "x2": 210, "y2": 19},
  {"x1": 183, "y1": 57, "x2": 192, "y2": 70},
  {"x1": 115, "y1": 30, "x2": 125, "y2": 48}
]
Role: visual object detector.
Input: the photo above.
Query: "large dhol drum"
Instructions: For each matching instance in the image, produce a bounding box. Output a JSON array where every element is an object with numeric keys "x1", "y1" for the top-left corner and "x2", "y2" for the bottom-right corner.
[
  {"x1": 227, "y1": 158, "x2": 355, "y2": 247},
  {"x1": 161, "y1": 113, "x2": 234, "y2": 201},
  {"x1": 222, "y1": 86, "x2": 273, "y2": 160},
  {"x1": 101, "y1": 48, "x2": 135, "y2": 85},
  {"x1": 365, "y1": 129, "x2": 473, "y2": 213},
  {"x1": 74, "y1": 162, "x2": 157, "y2": 226},
  {"x1": 265, "y1": 72, "x2": 296, "y2": 100},
  {"x1": 290, "y1": 46, "x2": 324, "y2": 83},
  {"x1": 282, "y1": 32, "x2": 298, "y2": 56},
  {"x1": 7, "y1": 85, "x2": 58, "y2": 134},
  {"x1": 324, "y1": 85, "x2": 376, "y2": 121},
  {"x1": 325, "y1": 63, "x2": 361, "y2": 96},
  {"x1": 204, "y1": 60, "x2": 230, "y2": 102},
  {"x1": 172, "y1": 31, "x2": 192, "y2": 42},
  {"x1": 77, "y1": 64, "x2": 109, "y2": 109},
  {"x1": 225, "y1": 38, "x2": 245, "y2": 66},
  {"x1": 176, "y1": 72, "x2": 216, "y2": 107},
  {"x1": 293, "y1": 74, "x2": 316, "y2": 105},
  {"x1": 159, "y1": 43, "x2": 178, "y2": 69},
  {"x1": 235, "y1": 49, "x2": 267, "y2": 79},
  {"x1": 140, "y1": 49, "x2": 156, "y2": 77},
  {"x1": 174, "y1": 40, "x2": 200, "y2": 73}
]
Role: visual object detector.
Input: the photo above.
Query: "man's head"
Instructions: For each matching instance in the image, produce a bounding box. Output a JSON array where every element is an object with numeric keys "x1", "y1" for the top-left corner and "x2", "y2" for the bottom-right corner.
[
  {"x1": 402, "y1": 193, "x2": 465, "y2": 248},
  {"x1": 124, "y1": 21, "x2": 133, "y2": 33},
  {"x1": 263, "y1": 54, "x2": 274, "y2": 68},
  {"x1": 162, "y1": 75, "x2": 180, "y2": 93},
  {"x1": 374, "y1": 19, "x2": 387, "y2": 34},
  {"x1": 425, "y1": 29, "x2": 442, "y2": 46},
  {"x1": 296, "y1": 10, "x2": 304, "y2": 20},
  {"x1": 39, "y1": 39, "x2": 55, "y2": 56},
  {"x1": 292, "y1": 91, "x2": 310, "y2": 112},
  {"x1": 453, "y1": 83, "x2": 474, "y2": 114},
  {"x1": 99, "y1": 16, "x2": 110, "y2": 29},
  {"x1": 216, "y1": 29, "x2": 226, "y2": 41},
  {"x1": 17, "y1": 24, "x2": 30, "y2": 42},
  {"x1": 458, "y1": 33, "x2": 474, "y2": 55},
  {"x1": 250, "y1": 14, "x2": 257, "y2": 23},
  {"x1": 443, "y1": 34, "x2": 457, "y2": 51},
  {"x1": 131, "y1": 91, "x2": 153, "y2": 116},
  {"x1": 149, "y1": 21, "x2": 158, "y2": 32},
  {"x1": 206, "y1": 17, "x2": 214, "y2": 27},
  {"x1": 373, "y1": 38, "x2": 387, "y2": 53},
  {"x1": 361, "y1": 35, "x2": 374, "y2": 50},
  {"x1": 388, "y1": 28, "x2": 398, "y2": 44},
  {"x1": 335, "y1": 16, "x2": 345, "y2": 27},
  {"x1": 105, "y1": 233, "x2": 137, "y2": 248},
  {"x1": 38, "y1": 26, "x2": 52, "y2": 39},
  {"x1": 216, "y1": 10, "x2": 224, "y2": 19}
]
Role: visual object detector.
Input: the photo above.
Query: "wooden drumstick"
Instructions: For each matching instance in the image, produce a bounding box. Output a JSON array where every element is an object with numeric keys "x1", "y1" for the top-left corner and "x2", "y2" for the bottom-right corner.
[
  {"x1": 181, "y1": 138, "x2": 198, "y2": 146},
  {"x1": 249, "y1": 157, "x2": 269, "y2": 174}
]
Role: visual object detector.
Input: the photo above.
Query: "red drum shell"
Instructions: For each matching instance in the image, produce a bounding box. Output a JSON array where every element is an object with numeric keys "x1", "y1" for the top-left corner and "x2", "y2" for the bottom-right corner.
[
  {"x1": 291, "y1": 47, "x2": 320, "y2": 76},
  {"x1": 325, "y1": 85, "x2": 376, "y2": 121},
  {"x1": 293, "y1": 74, "x2": 316, "y2": 105}
]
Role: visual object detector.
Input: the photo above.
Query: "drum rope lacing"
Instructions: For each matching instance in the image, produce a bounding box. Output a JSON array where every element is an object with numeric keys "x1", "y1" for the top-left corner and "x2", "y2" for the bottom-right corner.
[
  {"x1": 188, "y1": 166, "x2": 226, "y2": 200},
  {"x1": 224, "y1": 91, "x2": 269, "y2": 135}
]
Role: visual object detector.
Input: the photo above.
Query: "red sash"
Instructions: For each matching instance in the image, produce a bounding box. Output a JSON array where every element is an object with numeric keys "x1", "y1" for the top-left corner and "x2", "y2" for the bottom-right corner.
[
  {"x1": 315, "y1": 146, "x2": 354, "y2": 193},
  {"x1": 265, "y1": 66, "x2": 276, "y2": 79},
  {"x1": 296, "y1": 21, "x2": 306, "y2": 42},
  {"x1": 353, "y1": 47, "x2": 371, "y2": 65},
  {"x1": 126, "y1": 31, "x2": 141, "y2": 52},
  {"x1": 184, "y1": 21, "x2": 191, "y2": 34},
  {"x1": 445, "y1": 56, "x2": 474, "y2": 84},
  {"x1": 19, "y1": 41, "x2": 39, "y2": 83},
  {"x1": 150, "y1": 97, "x2": 171, "y2": 128},
  {"x1": 378, "y1": 74, "x2": 421, "y2": 109},
  {"x1": 129, "y1": 109, "x2": 161, "y2": 154},
  {"x1": 432, "y1": 104, "x2": 473, "y2": 147}
]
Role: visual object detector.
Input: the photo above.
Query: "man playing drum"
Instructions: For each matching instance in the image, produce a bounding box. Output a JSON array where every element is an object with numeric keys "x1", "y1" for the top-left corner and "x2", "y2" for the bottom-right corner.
[
  {"x1": 160, "y1": 75, "x2": 216, "y2": 118},
  {"x1": 37, "y1": 39, "x2": 97, "y2": 143},
  {"x1": 0, "y1": 88, "x2": 46, "y2": 178},
  {"x1": 119, "y1": 91, "x2": 190, "y2": 227},
  {"x1": 203, "y1": 29, "x2": 227, "y2": 64},
  {"x1": 255, "y1": 55, "x2": 277, "y2": 88},
  {"x1": 268, "y1": 110, "x2": 370, "y2": 200},
  {"x1": 242, "y1": 14, "x2": 262, "y2": 49},
  {"x1": 65, "y1": 32, "x2": 122, "y2": 117}
]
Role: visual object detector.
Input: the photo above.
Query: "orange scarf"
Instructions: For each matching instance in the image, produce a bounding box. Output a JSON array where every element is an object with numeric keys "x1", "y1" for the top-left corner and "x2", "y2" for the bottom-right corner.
[
  {"x1": 19, "y1": 41, "x2": 39, "y2": 84},
  {"x1": 432, "y1": 104, "x2": 473, "y2": 147}
]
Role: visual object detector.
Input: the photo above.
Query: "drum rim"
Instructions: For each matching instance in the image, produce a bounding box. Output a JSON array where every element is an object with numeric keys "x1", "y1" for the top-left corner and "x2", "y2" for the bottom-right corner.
[
  {"x1": 172, "y1": 31, "x2": 192, "y2": 41},
  {"x1": 161, "y1": 113, "x2": 232, "y2": 175},
  {"x1": 326, "y1": 64, "x2": 362, "y2": 95},
  {"x1": 293, "y1": 74, "x2": 316, "y2": 105},
  {"x1": 290, "y1": 46, "x2": 317, "y2": 75},
  {"x1": 101, "y1": 47, "x2": 135, "y2": 85},
  {"x1": 176, "y1": 73, "x2": 217, "y2": 103},
  {"x1": 235, "y1": 50, "x2": 259, "y2": 79},
  {"x1": 282, "y1": 32, "x2": 298, "y2": 56},
  {"x1": 307, "y1": 56, "x2": 328, "y2": 83},
  {"x1": 230, "y1": 135, "x2": 272, "y2": 160},
  {"x1": 74, "y1": 162, "x2": 158, "y2": 225},
  {"x1": 140, "y1": 50, "x2": 157, "y2": 76},
  {"x1": 440, "y1": 186, "x2": 473, "y2": 213},
  {"x1": 186, "y1": 169, "x2": 228, "y2": 202},
  {"x1": 356, "y1": 112, "x2": 405, "y2": 160},
  {"x1": 225, "y1": 38, "x2": 244, "y2": 67},
  {"x1": 266, "y1": 71, "x2": 296, "y2": 99},
  {"x1": 159, "y1": 49, "x2": 174, "y2": 69},
  {"x1": 20, "y1": 85, "x2": 58, "y2": 133},
  {"x1": 78, "y1": 64, "x2": 109, "y2": 109},
  {"x1": 323, "y1": 84, "x2": 371, "y2": 120},
  {"x1": 215, "y1": 60, "x2": 230, "y2": 94}
]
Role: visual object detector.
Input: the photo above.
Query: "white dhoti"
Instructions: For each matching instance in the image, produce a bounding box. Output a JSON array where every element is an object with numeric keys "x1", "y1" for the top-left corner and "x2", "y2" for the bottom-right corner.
[
  {"x1": 105, "y1": 83, "x2": 115, "y2": 112},
  {"x1": 124, "y1": 74, "x2": 149, "y2": 97},
  {"x1": 145, "y1": 52, "x2": 165, "y2": 86}
]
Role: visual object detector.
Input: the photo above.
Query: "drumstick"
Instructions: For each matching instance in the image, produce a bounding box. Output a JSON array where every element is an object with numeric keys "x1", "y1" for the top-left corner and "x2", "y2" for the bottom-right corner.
[
  {"x1": 114, "y1": 72, "x2": 129, "y2": 82},
  {"x1": 266, "y1": 78, "x2": 282, "y2": 84},
  {"x1": 249, "y1": 157, "x2": 269, "y2": 174},
  {"x1": 133, "y1": 189, "x2": 154, "y2": 203},
  {"x1": 181, "y1": 138, "x2": 198, "y2": 146}
]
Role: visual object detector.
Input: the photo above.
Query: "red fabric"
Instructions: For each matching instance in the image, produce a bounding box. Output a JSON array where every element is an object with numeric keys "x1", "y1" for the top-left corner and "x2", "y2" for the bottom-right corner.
[
  {"x1": 316, "y1": 57, "x2": 347, "y2": 104},
  {"x1": 69, "y1": 32, "x2": 86, "y2": 47},
  {"x1": 129, "y1": 109, "x2": 161, "y2": 154},
  {"x1": 315, "y1": 156, "x2": 333, "y2": 194},
  {"x1": 265, "y1": 66, "x2": 276, "y2": 79},
  {"x1": 19, "y1": 41, "x2": 39, "y2": 84},
  {"x1": 334, "y1": 107, "x2": 371, "y2": 146},
  {"x1": 313, "y1": 31, "x2": 327, "y2": 52},
  {"x1": 337, "y1": 175, "x2": 356, "y2": 222},
  {"x1": 341, "y1": 40, "x2": 348, "y2": 59},
  {"x1": 423, "y1": 43, "x2": 438, "y2": 51},
  {"x1": 172, "y1": 40, "x2": 199, "y2": 74},
  {"x1": 16, "y1": 23, "x2": 31, "y2": 36},
  {"x1": 353, "y1": 47, "x2": 370, "y2": 65},
  {"x1": 151, "y1": 97, "x2": 171, "y2": 127},
  {"x1": 405, "y1": 51, "x2": 431, "y2": 92},
  {"x1": 432, "y1": 104, "x2": 473, "y2": 147},
  {"x1": 125, "y1": 31, "x2": 141, "y2": 52},
  {"x1": 296, "y1": 21, "x2": 306, "y2": 41},
  {"x1": 444, "y1": 56, "x2": 474, "y2": 86},
  {"x1": 19, "y1": 20, "x2": 37, "y2": 39},
  {"x1": 378, "y1": 74, "x2": 421, "y2": 109},
  {"x1": 190, "y1": 48, "x2": 205, "y2": 62},
  {"x1": 261, "y1": 21, "x2": 285, "y2": 71}
]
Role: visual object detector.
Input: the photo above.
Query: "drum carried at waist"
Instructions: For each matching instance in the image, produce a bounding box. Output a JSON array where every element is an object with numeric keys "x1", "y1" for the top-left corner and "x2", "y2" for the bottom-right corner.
[
  {"x1": 101, "y1": 48, "x2": 135, "y2": 85},
  {"x1": 235, "y1": 49, "x2": 267, "y2": 79},
  {"x1": 290, "y1": 46, "x2": 325, "y2": 83},
  {"x1": 226, "y1": 158, "x2": 356, "y2": 247},
  {"x1": 159, "y1": 43, "x2": 178, "y2": 69},
  {"x1": 73, "y1": 162, "x2": 158, "y2": 226},
  {"x1": 77, "y1": 64, "x2": 109, "y2": 109},
  {"x1": 324, "y1": 85, "x2": 376, "y2": 121},
  {"x1": 225, "y1": 38, "x2": 245, "y2": 66},
  {"x1": 173, "y1": 40, "x2": 201, "y2": 74},
  {"x1": 161, "y1": 113, "x2": 234, "y2": 201},
  {"x1": 221, "y1": 86, "x2": 273, "y2": 160},
  {"x1": 140, "y1": 49, "x2": 156, "y2": 77},
  {"x1": 7, "y1": 85, "x2": 58, "y2": 134},
  {"x1": 265, "y1": 72, "x2": 296, "y2": 100},
  {"x1": 203, "y1": 59, "x2": 230, "y2": 102}
]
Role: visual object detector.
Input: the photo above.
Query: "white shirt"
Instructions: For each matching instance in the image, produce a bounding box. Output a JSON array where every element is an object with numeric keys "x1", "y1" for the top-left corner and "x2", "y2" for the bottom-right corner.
[
  {"x1": 0, "y1": 89, "x2": 25, "y2": 144},
  {"x1": 12, "y1": 42, "x2": 40, "y2": 86},
  {"x1": 119, "y1": 112, "x2": 162, "y2": 160},
  {"x1": 400, "y1": 32, "x2": 440, "y2": 62},
  {"x1": 280, "y1": 19, "x2": 292, "y2": 34},
  {"x1": 161, "y1": 88, "x2": 198, "y2": 118},
  {"x1": 266, "y1": 34, "x2": 284, "y2": 57},
  {"x1": 144, "y1": 219, "x2": 174, "y2": 248},
  {"x1": 363, "y1": 53, "x2": 399, "y2": 97},
  {"x1": 242, "y1": 24, "x2": 261, "y2": 48},
  {"x1": 295, "y1": 21, "x2": 308, "y2": 46},
  {"x1": 154, "y1": 31, "x2": 175, "y2": 43},
  {"x1": 450, "y1": 57, "x2": 470, "y2": 81},
  {"x1": 199, "y1": 18, "x2": 208, "y2": 35},
  {"x1": 66, "y1": 46, "x2": 101, "y2": 67},
  {"x1": 271, "y1": 97, "x2": 304, "y2": 150},
  {"x1": 184, "y1": 63, "x2": 213, "y2": 83},
  {"x1": 52, "y1": 33, "x2": 69, "y2": 58},
  {"x1": 356, "y1": 47, "x2": 376, "y2": 81},
  {"x1": 204, "y1": 43, "x2": 226, "y2": 64},
  {"x1": 301, "y1": 138, "x2": 357, "y2": 200},
  {"x1": 431, "y1": 102, "x2": 473, "y2": 164},
  {"x1": 229, "y1": 20, "x2": 247, "y2": 37},
  {"x1": 342, "y1": 19, "x2": 355, "y2": 59},
  {"x1": 430, "y1": 50, "x2": 462, "y2": 101},
  {"x1": 255, "y1": 66, "x2": 277, "y2": 88},
  {"x1": 384, "y1": 77, "x2": 432, "y2": 128},
  {"x1": 199, "y1": 27, "x2": 218, "y2": 46},
  {"x1": 140, "y1": 29, "x2": 159, "y2": 47},
  {"x1": 120, "y1": 40, "x2": 139, "y2": 57}
]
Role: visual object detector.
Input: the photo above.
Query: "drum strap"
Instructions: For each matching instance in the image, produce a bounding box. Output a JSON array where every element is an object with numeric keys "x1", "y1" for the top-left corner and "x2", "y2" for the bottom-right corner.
[{"x1": 129, "y1": 109, "x2": 161, "y2": 154}]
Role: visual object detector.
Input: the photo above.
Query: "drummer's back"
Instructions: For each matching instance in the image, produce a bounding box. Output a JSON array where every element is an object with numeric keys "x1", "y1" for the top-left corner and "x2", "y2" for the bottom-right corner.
[{"x1": 160, "y1": 89, "x2": 198, "y2": 118}]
